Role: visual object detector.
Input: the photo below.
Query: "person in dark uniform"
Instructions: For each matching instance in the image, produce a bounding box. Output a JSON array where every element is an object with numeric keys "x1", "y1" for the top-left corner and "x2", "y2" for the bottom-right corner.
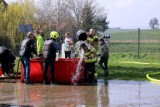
[
  {"x1": 0, "y1": 46, "x2": 15, "y2": 77},
  {"x1": 99, "y1": 38, "x2": 109, "y2": 78},
  {"x1": 19, "y1": 32, "x2": 37, "y2": 84},
  {"x1": 42, "y1": 31, "x2": 59, "y2": 85}
]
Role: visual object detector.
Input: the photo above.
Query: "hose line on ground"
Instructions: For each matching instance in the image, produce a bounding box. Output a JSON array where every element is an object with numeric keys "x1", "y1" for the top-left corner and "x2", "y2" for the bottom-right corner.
[{"x1": 146, "y1": 72, "x2": 160, "y2": 84}]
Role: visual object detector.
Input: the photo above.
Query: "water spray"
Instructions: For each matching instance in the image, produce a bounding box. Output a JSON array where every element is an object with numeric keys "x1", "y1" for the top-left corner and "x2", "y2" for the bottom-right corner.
[{"x1": 72, "y1": 49, "x2": 84, "y2": 84}]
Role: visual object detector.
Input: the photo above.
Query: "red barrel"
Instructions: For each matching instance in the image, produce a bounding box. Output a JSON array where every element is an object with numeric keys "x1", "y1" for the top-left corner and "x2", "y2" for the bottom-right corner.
[
  {"x1": 0, "y1": 68, "x2": 2, "y2": 76},
  {"x1": 20, "y1": 58, "x2": 45, "y2": 83},
  {"x1": 20, "y1": 58, "x2": 84, "y2": 84},
  {"x1": 54, "y1": 58, "x2": 84, "y2": 84}
]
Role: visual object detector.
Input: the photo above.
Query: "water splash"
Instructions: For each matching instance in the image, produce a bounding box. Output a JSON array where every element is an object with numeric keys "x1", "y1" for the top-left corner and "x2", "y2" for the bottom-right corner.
[
  {"x1": 61, "y1": 43, "x2": 65, "y2": 58},
  {"x1": 72, "y1": 49, "x2": 84, "y2": 84}
]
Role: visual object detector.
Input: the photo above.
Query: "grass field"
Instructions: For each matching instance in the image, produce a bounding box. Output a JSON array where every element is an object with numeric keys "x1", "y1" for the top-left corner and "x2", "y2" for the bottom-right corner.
[
  {"x1": 106, "y1": 29, "x2": 160, "y2": 53},
  {"x1": 106, "y1": 29, "x2": 160, "y2": 41},
  {"x1": 96, "y1": 52, "x2": 160, "y2": 81},
  {"x1": 97, "y1": 29, "x2": 160, "y2": 80}
]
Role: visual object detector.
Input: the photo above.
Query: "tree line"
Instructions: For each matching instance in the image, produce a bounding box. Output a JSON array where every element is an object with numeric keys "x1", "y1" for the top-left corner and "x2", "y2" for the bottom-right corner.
[{"x1": 0, "y1": 0, "x2": 109, "y2": 50}]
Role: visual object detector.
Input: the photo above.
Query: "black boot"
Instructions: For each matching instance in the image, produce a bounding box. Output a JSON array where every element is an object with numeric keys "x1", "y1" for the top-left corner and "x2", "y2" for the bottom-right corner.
[{"x1": 43, "y1": 81, "x2": 50, "y2": 85}]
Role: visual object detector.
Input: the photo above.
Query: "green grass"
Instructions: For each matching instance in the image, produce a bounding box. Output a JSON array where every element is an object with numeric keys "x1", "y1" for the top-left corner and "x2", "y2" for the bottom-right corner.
[
  {"x1": 106, "y1": 29, "x2": 160, "y2": 41},
  {"x1": 148, "y1": 72, "x2": 160, "y2": 80},
  {"x1": 105, "y1": 29, "x2": 160, "y2": 53},
  {"x1": 99, "y1": 29, "x2": 159, "y2": 81},
  {"x1": 13, "y1": 57, "x2": 21, "y2": 74},
  {"x1": 96, "y1": 52, "x2": 160, "y2": 80},
  {"x1": 110, "y1": 42, "x2": 160, "y2": 53}
]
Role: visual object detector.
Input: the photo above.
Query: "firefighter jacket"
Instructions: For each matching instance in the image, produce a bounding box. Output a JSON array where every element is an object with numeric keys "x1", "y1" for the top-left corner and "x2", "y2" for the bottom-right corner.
[
  {"x1": 87, "y1": 36, "x2": 98, "y2": 46},
  {"x1": 74, "y1": 41, "x2": 92, "y2": 57},
  {"x1": 84, "y1": 47, "x2": 96, "y2": 63},
  {"x1": 87, "y1": 37, "x2": 94, "y2": 45}
]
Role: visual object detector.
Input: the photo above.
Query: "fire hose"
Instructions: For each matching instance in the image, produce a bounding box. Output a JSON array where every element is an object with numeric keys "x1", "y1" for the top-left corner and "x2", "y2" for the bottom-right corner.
[{"x1": 146, "y1": 72, "x2": 160, "y2": 84}]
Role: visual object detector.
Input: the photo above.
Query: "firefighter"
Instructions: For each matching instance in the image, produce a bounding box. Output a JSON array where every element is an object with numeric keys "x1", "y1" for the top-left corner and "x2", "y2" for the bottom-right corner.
[
  {"x1": 19, "y1": 32, "x2": 37, "y2": 84},
  {"x1": 42, "y1": 31, "x2": 59, "y2": 85},
  {"x1": 74, "y1": 30, "x2": 92, "y2": 58},
  {"x1": 87, "y1": 28, "x2": 97, "y2": 46},
  {"x1": 80, "y1": 43, "x2": 97, "y2": 83}
]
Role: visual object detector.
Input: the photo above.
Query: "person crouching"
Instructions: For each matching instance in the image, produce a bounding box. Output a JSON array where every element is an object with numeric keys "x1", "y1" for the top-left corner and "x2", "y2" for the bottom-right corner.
[{"x1": 0, "y1": 46, "x2": 16, "y2": 77}]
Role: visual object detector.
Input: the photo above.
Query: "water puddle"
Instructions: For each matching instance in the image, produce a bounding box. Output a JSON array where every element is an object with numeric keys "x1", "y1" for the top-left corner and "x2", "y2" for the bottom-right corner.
[
  {"x1": 0, "y1": 104, "x2": 33, "y2": 107},
  {"x1": 0, "y1": 80, "x2": 160, "y2": 107}
]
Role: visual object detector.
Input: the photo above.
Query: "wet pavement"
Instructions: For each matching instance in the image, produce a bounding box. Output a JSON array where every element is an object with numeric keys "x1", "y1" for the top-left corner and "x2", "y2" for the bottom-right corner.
[{"x1": 0, "y1": 79, "x2": 160, "y2": 107}]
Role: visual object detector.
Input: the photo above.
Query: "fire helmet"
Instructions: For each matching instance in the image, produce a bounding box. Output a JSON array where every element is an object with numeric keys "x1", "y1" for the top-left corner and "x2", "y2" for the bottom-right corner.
[{"x1": 50, "y1": 31, "x2": 59, "y2": 40}]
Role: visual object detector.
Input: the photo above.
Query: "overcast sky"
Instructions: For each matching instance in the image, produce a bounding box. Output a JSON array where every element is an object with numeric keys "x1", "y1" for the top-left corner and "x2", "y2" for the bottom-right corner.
[
  {"x1": 98, "y1": 0, "x2": 160, "y2": 29},
  {"x1": 5, "y1": 0, "x2": 160, "y2": 29}
]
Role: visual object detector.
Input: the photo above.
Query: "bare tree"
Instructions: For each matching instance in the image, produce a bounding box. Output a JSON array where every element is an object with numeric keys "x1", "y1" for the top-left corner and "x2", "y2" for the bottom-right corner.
[
  {"x1": 36, "y1": 0, "x2": 109, "y2": 38},
  {"x1": 36, "y1": 0, "x2": 73, "y2": 35},
  {"x1": 36, "y1": 0, "x2": 56, "y2": 31},
  {"x1": 66, "y1": 0, "x2": 108, "y2": 31},
  {"x1": 149, "y1": 17, "x2": 159, "y2": 29}
]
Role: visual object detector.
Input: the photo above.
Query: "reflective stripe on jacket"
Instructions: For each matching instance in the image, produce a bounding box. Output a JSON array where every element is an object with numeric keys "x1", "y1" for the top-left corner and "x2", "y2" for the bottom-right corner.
[
  {"x1": 84, "y1": 47, "x2": 96, "y2": 63},
  {"x1": 87, "y1": 37, "x2": 93, "y2": 45}
]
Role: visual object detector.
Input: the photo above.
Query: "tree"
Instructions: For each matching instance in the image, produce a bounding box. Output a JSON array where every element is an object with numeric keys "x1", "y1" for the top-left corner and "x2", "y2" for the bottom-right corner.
[
  {"x1": 94, "y1": 17, "x2": 109, "y2": 32},
  {"x1": 0, "y1": 0, "x2": 36, "y2": 50},
  {"x1": 0, "y1": 0, "x2": 109, "y2": 48},
  {"x1": 36, "y1": 0, "x2": 109, "y2": 37},
  {"x1": 67, "y1": 0, "x2": 108, "y2": 31},
  {"x1": 149, "y1": 18, "x2": 159, "y2": 29},
  {"x1": 36, "y1": 0, "x2": 72, "y2": 37},
  {"x1": 82, "y1": 0, "x2": 109, "y2": 31},
  {"x1": 81, "y1": 0, "x2": 95, "y2": 30}
]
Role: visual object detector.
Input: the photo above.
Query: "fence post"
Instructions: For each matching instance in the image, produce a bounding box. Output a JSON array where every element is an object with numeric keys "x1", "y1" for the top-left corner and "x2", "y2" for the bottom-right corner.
[{"x1": 138, "y1": 28, "x2": 140, "y2": 58}]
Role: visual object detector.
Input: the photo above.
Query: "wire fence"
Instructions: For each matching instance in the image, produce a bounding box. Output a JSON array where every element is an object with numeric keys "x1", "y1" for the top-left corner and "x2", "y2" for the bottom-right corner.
[{"x1": 108, "y1": 29, "x2": 160, "y2": 56}]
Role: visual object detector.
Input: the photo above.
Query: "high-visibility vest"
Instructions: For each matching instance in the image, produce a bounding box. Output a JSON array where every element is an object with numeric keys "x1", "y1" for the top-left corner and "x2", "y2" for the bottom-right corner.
[{"x1": 36, "y1": 34, "x2": 44, "y2": 55}]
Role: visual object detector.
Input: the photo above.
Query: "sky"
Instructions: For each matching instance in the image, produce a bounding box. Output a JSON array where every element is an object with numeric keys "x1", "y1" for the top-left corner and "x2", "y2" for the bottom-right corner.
[
  {"x1": 5, "y1": 0, "x2": 160, "y2": 29},
  {"x1": 97, "y1": 0, "x2": 160, "y2": 29}
]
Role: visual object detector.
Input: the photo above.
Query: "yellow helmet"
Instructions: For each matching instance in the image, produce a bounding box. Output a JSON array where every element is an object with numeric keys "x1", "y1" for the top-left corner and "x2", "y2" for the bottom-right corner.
[{"x1": 50, "y1": 31, "x2": 59, "y2": 39}]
